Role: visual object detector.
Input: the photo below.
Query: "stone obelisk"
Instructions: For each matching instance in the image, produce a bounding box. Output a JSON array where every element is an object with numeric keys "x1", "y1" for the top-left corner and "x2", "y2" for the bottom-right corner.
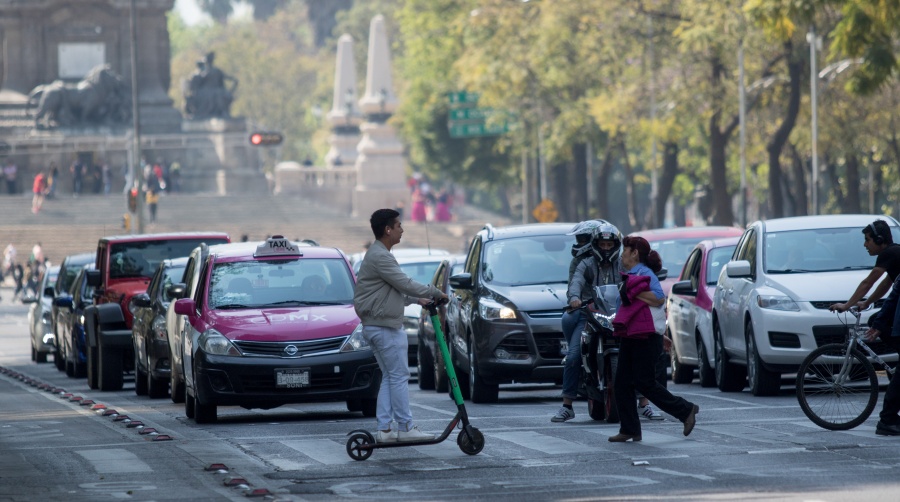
[
  {"x1": 326, "y1": 34, "x2": 361, "y2": 168},
  {"x1": 353, "y1": 15, "x2": 408, "y2": 218}
]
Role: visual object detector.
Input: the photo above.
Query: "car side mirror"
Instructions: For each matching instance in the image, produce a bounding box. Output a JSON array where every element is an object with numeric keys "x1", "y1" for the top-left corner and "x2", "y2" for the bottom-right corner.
[
  {"x1": 86, "y1": 270, "x2": 101, "y2": 287},
  {"x1": 726, "y1": 260, "x2": 752, "y2": 278},
  {"x1": 167, "y1": 283, "x2": 186, "y2": 300},
  {"x1": 130, "y1": 293, "x2": 151, "y2": 309},
  {"x1": 656, "y1": 267, "x2": 668, "y2": 281},
  {"x1": 174, "y1": 298, "x2": 196, "y2": 317},
  {"x1": 43, "y1": 286, "x2": 54, "y2": 297},
  {"x1": 671, "y1": 280, "x2": 696, "y2": 296},
  {"x1": 449, "y1": 273, "x2": 473, "y2": 290}
]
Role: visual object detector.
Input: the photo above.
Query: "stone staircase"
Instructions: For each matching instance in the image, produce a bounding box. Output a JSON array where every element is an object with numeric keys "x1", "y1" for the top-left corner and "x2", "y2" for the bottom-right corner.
[{"x1": 0, "y1": 192, "x2": 513, "y2": 265}]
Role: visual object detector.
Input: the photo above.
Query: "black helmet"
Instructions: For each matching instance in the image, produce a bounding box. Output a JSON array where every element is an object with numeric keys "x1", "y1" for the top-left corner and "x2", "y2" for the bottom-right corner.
[
  {"x1": 591, "y1": 223, "x2": 622, "y2": 265},
  {"x1": 567, "y1": 220, "x2": 606, "y2": 258}
]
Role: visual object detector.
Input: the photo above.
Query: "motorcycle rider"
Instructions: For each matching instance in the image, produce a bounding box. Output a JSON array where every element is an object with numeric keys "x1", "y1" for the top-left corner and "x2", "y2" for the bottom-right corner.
[{"x1": 552, "y1": 221, "x2": 622, "y2": 422}]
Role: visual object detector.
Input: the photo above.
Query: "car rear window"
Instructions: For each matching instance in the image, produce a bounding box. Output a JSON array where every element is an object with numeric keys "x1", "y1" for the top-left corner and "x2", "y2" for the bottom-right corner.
[
  {"x1": 110, "y1": 238, "x2": 228, "y2": 279},
  {"x1": 208, "y1": 258, "x2": 355, "y2": 309},
  {"x1": 398, "y1": 261, "x2": 441, "y2": 285},
  {"x1": 649, "y1": 238, "x2": 705, "y2": 281}
]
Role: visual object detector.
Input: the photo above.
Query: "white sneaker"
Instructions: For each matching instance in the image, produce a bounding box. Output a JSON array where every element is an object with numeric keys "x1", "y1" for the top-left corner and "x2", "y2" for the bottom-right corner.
[
  {"x1": 397, "y1": 426, "x2": 434, "y2": 442},
  {"x1": 376, "y1": 430, "x2": 398, "y2": 443},
  {"x1": 639, "y1": 404, "x2": 664, "y2": 420}
]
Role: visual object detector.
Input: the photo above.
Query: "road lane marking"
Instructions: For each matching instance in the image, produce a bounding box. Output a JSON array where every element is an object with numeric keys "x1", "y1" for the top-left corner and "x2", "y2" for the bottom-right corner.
[
  {"x1": 77, "y1": 448, "x2": 152, "y2": 473},
  {"x1": 645, "y1": 466, "x2": 714, "y2": 481},
  {"x1": 283, "y1": 439, "x2": 351, "y2": 465},
  {"x1": 490, "y1": 431, "x2": 593, "y2": 454}
]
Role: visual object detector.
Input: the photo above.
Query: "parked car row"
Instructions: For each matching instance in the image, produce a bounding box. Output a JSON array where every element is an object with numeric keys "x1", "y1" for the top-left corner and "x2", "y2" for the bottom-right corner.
[{"x1": 667, "y1": 214, "x2": 900, "y2": 396}]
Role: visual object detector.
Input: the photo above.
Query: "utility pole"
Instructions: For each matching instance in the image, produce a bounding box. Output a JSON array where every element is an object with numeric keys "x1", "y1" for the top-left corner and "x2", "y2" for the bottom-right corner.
[
  {"x1": 738, "y1": 40, "x2": 747, "y2": 227},
  {"x1": 807, "y1": 27, "x2": 821, "y2": 216},
  {"x1": 130, "y1": 0, "x2": 144, "y2": 234}
]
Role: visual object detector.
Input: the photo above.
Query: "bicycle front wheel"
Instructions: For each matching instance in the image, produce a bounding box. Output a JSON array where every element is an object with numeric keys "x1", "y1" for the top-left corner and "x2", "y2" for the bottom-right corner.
[{"x1": 796, "y1": 343, "x2": 878, "y2": 431}]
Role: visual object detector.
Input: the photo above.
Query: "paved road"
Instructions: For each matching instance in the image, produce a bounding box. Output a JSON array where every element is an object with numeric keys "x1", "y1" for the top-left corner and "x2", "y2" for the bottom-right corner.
[{"x1": 2, "y1": 287, "x2": 900, "y2": 501}]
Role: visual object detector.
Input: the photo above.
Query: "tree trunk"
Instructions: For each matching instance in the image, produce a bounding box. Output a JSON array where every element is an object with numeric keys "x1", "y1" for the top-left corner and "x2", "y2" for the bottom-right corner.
[
  {"x1": 845, "y1": 152, "x2": 862, "y2": 213},
  {"x1": 643, "y1": 141, "x2": 678, "y2": 229},
  {"x1": 551, "y1": 161, "x2": 569, "y2": 221},
  {"x1": 708, "y1": 55, "x2": 737, "y2": 226},
  {"x1": 595, "y1": 142, "x2": 614, "y2": 220},
  {"x1": 788, "y1": 143, "x2": 808, "y2": 216},
  {"x1": 619, "y1": 140, "x2": 640, "y2": 229},
  {"x1": 765, "y1": 41, "x2": 803, "y2": 219},
  {"x1": 825, "y1": 154, "x2": 845, "y2": 210},
  {"x1": 572, "y1": 143, "x2": 588, "y2": 221}
]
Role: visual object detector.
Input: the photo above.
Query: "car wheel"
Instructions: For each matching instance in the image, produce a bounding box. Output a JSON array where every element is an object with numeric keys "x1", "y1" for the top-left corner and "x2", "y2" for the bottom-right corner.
[
  {"x1": 746, "y1": 322, "x2": 781, "y2": 396},
  {"x1": 714, "y1": 321, "x2": 746, "y2": 392},
  {"x1": 434, "y1": 345, "x2": 450, "y2": 393},
  {"x1": 134, "y1": 350, "x2": 148, "y2": 396},
  {"x1": 54, "y1": 343, "x2": 65, "y2": 371},
  {"x1": 360, "y1": 398, "x2": 377, "y2": 418},
  {"x1": 194, "y1": 401, "x2": 217, "y2": 424},
  {"x1": 467, "y1": 338, "x2": 498, "y2": 403},
  {"x1": 670, "y1": 331, "x2": 694, "y2": 384},
  {"x1": 31, "y1": 344, "x2": 36, "y2": 362},
  {"x1": 147, "y1": 372, "x2": 168, "y2": 399},
  {"x1": 98, "y1": 341, "x2": 124, "y2": 391},
  {"x1": 587, "y1": 398, "x2": 606, "y2": 420},
  {"x1": 697, "y1": 335, "x2": 716, "y2": 388},
  {"x1": 65, "y1": 357, "x2": 75, "y2": 378},
  {"x1": 417, "y1": 339, "x2": 436, "y2": 391},
  {"x1": 171, "y1": 361, "x2": 185, "y2": 404},
  {"x1": 185, "y1": 391, "x2": 196, "y2": 419},
  {"x1": 35, "y1": 346, "x2": 47, "y2": 363}
]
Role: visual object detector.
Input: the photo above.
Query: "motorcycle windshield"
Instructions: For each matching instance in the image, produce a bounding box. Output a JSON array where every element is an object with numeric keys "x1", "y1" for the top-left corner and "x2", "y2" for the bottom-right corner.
[{"x1": 593, "y1": 284, "x2": 619, "y2": 316}]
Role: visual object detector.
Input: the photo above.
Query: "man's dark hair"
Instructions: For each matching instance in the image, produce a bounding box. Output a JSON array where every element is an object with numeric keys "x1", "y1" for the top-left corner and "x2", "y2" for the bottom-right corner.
[
  {"x1": 370, "y1": 208, "x2": 400, "y2": 239},
  {"x1": 863, "y1": 219, "x2": 893, "y2": 246}
]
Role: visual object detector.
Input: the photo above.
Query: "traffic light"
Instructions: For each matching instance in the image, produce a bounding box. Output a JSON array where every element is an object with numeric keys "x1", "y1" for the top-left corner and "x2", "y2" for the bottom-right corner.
[{"x1": 249, "y1": 132, "x2": 284, "y2": 146}]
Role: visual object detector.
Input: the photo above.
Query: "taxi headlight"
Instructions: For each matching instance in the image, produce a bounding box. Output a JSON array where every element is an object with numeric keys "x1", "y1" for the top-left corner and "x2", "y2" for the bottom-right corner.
[
  {"x1": 199, "y1": 329, "x2": 242, "y2": 356},
  {"x1": 340, "y1": 324, "x2": 370, "y2": 353},
  {"x1": 479, "y1": 298, "x2": 516, "y2": 320},
  {"x1": 757, "y1": 295, "x2": 800, "y2": 311}
]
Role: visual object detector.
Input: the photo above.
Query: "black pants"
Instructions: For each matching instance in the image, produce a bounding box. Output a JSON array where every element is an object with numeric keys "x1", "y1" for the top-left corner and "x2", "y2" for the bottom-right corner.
[
  {"x1": 879, "y1": 338, "x2": 900, "y2": 424},
  {"x1": 616, "y1": 334, "x2": 694, "y2": 435}
]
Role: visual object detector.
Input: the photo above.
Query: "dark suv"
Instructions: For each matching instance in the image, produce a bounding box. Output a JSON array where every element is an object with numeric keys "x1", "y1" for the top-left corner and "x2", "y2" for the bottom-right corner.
[{"x1": 448, "y1": 223, "x2": 575, "y2": 403}]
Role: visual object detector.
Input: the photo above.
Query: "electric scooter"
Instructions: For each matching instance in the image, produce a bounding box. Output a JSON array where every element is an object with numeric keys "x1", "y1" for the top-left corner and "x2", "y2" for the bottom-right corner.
[{"x1": 345, "y1": 299, "x2": 485, "y2": 461}]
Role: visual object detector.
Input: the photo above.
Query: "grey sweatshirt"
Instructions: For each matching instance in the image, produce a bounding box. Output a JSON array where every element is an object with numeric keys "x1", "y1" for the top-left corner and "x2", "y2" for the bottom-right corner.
[{"x1": 353, "y1": 240, "x2": 442, "y2": 329}]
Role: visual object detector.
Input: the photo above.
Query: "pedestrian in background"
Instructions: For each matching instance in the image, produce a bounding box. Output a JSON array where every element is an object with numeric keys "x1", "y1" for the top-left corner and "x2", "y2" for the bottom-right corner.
[
  {"x1": 47, "y1": 162, "x2": 59, "y2": 199},
  {"x1": 353, "y1": 208, "x2": 448, "y2": 443},
  {"x1": 70, "y1": 159, "x2": 85, "y2": 196},
  {"x1": 609, "y1": 236, "x2": 699, "y2": 442},
  {"x1": 32, "y1": 169, "x2": 48, "y2": 213},
  {"x1": 145, "y1": 181, "x2": 160, "y2": 223},
  {"x1": 3, "y1": 158, "x2": 18, "y2": 194}
]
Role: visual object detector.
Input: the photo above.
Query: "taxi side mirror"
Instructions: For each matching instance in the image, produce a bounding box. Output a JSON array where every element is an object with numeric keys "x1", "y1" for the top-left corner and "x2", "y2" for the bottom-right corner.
[
  {"x1": 174, "y1": 298, "x2": 196, "y2": 317},
  {"x1": 449, "y1": 273, "x2": 472, "y2": 290}
]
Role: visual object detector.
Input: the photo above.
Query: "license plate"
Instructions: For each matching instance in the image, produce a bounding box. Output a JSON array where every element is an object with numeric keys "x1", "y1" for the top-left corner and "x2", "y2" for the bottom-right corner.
[
  {"x1": 560, "y1": 341, "x2": 568, "y2": 356},
  {"x1": 275, "y1": 368, "x2": 310, "y2": 388}
]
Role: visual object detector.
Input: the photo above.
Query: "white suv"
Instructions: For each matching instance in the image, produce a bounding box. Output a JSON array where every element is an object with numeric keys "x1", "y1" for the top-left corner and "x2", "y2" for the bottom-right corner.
[{"x1": 711, "y1": 214, "x2": 900, "y2": 396}]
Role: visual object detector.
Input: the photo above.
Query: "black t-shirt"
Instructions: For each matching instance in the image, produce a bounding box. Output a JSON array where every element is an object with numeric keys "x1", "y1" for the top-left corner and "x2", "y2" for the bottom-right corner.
[{"x1": 875, "y1": 243, "x2": 900, "y2": 281}]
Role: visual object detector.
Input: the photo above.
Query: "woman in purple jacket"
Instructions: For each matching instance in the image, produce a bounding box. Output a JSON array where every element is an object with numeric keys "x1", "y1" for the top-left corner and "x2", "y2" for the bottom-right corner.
[{"x1": 608, "y1": 236, "x2": 699, "y2": 442}]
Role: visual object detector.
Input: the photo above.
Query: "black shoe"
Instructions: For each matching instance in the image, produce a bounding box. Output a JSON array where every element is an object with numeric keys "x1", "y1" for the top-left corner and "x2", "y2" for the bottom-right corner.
[{"x1": 875, "y1": 421, "x2": 900, "y2": 436}]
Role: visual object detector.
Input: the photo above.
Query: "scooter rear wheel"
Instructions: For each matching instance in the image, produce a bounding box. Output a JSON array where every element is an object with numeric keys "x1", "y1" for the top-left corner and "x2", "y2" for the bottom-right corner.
[
  {"x1": 457, "y1": 426, "x2": 485, "y2": 456},
  {"x1": 346, "y1": 431, "x2": 374, "y2": 461}
]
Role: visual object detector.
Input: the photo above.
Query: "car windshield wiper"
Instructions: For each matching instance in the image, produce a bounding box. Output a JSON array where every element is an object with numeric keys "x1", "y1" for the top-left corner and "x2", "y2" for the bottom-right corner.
[
  {"x1": 841, "y1": 265, "x2": 871, "y2": 270},
  {"x1": 262, "y1": 300, "x2": 346, "y2": 307},
  {"x1": 516, "y1": 281, "x2": 567, "y2": 286},
  {"x1": 215, "y1": 303, "x2": 253, "y2": 309},
  {"x1": 767, "y1": 269, "x2": 816, "y2": 274}
]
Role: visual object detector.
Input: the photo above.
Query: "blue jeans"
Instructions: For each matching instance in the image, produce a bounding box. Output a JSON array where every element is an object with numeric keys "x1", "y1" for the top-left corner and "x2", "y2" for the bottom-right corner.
[
  {"x1": 361, "y1": 325, "x2": 414, "y2": 431},
  {"x1": 561, "y1": 310, "x2": 586, "y2": 399}
]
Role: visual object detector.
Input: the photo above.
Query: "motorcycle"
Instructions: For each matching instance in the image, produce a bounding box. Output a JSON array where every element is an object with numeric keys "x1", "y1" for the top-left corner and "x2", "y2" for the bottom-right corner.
[{"x1": 576, "y1": 284, "x2": 620, "y2": 423}]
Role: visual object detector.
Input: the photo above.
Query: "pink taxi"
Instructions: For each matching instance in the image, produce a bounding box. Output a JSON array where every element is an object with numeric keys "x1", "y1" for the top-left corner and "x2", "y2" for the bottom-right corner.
[{"x1": 174, "y1": 236, "x2": 378, "y2": 423}]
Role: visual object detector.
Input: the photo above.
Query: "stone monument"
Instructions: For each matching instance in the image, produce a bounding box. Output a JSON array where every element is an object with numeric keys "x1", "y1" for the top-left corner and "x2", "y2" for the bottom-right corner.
[
  {"x1": 353, "y1": 15, "x2": 408, "y2": 218},
  {"x1": 325, "y1": 34, "x2": 361, "y2": 168}
]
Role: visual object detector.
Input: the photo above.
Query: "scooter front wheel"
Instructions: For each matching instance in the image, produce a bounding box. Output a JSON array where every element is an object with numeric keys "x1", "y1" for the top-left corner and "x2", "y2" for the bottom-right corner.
[
  {"x1": 346, "y1": 431, "x2": 375, "y2": 461},
  {"x1": 457, "y1": 426, "x2": 485, "y2": 456}
]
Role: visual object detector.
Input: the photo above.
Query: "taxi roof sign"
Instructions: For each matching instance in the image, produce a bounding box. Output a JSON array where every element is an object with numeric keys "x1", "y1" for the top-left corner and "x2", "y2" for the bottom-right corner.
[{"x1": 254, "y1": 235, "x2": 303, "y2": 258}]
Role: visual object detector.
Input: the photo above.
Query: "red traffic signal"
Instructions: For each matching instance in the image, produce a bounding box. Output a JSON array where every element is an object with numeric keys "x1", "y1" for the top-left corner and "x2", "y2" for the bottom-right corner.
[{"x1": 249, "y1": 132, "x2": 284, "y2": 146}]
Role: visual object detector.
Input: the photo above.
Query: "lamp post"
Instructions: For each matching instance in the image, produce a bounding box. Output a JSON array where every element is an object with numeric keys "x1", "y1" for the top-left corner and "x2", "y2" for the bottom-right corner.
[
  {"x1": 738, "y1": 40, "x2": 747, "y2": 227},
  {"x1": 129, "y1": 0, "x2": 144, "y2": 234},
  {"x1": 807, "y1": 27, "x2": 822, "y2": 216}
]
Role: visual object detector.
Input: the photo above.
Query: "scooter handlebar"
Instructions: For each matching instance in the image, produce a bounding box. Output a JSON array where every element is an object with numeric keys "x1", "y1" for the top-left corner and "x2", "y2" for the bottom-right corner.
[{"x1": 424, "y1": 297, "x2": 449, "y2": 316}]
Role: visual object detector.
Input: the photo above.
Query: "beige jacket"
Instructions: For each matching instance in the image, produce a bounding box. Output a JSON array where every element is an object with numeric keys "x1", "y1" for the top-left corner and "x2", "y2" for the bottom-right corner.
[{"x1": 353, "y1": 240, "x2": 442, "y2": 329}]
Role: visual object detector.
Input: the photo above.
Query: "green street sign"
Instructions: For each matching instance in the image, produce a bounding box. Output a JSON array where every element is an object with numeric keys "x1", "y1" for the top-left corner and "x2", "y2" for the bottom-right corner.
[
  {"x1": 448, "y1": 107, "x2": 492, "y2": 122},
  {"x1": 449, "y1": 122, "x2": 509, "y2": 138},
  {"x1": 447, "y1": 91, "x2": 480, "y2": 105}
]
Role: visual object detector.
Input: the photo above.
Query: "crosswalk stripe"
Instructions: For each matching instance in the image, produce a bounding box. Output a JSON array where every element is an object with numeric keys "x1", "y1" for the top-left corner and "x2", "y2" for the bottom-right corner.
[
  {"x1": 585, "y1": 428, "x2": 709, "y2": 450},
  {"x1": 490, "y1": 431, "x2": 593, "y2": 454},
  {"x1": 77, "y1": 448, "x2": 152, "y2": 473},
  {"x1": 282, "y1": 439, "x2": 352, "y2": 465}
]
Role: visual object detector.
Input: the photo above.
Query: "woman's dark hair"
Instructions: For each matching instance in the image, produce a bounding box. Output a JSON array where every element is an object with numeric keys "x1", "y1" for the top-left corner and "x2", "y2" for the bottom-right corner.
[
  {"x1": 370, "y1": 208, "x2": 400, "y2": 239},
  {"x1": 621, "y1": 235, "x2": 663, "y2": 273}
]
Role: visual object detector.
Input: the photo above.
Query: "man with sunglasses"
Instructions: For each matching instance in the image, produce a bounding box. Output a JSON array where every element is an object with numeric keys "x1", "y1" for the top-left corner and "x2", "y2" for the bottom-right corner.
[{"x1": 830, "y1": 219, "x2": 900, "y2": 313}]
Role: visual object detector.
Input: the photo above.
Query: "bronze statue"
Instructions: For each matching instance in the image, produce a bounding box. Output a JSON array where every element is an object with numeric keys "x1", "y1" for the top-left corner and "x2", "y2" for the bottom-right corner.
[
  {"x1": 27, "y1": 65, "x2": 131, "y2": 129},
  {"x1": 183, "y1": 52, "x2": 238, "y2": 119}
]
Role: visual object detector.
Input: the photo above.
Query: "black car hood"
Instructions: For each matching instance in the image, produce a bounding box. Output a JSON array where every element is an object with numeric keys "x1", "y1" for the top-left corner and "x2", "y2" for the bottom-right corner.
[{"x1": 486, "y1": 283, "x2": 568, "y2": 312}]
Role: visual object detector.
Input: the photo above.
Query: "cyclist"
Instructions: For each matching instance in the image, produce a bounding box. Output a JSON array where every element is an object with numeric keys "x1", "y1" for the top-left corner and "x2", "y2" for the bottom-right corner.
[
  {"x1": 865, "y1": 273, "x2": 900, "y2": 436},
  {"x1": 830, "y1": 219, "x2": 900, "y2": 313},
  {"x1": 551, "y1": 219, "x2": 607, "y2": 422}
]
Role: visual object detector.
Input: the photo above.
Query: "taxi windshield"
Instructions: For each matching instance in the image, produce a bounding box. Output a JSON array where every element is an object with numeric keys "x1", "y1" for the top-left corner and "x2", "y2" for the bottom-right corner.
[{"x1": 208, "y1": 258, "x2": 355, "y2": 309}]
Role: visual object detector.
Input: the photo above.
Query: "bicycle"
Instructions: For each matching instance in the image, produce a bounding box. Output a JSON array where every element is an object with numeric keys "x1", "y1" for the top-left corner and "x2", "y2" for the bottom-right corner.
[{"x1": 796, "y1": 306, "x2": 896, "y2": 430}]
